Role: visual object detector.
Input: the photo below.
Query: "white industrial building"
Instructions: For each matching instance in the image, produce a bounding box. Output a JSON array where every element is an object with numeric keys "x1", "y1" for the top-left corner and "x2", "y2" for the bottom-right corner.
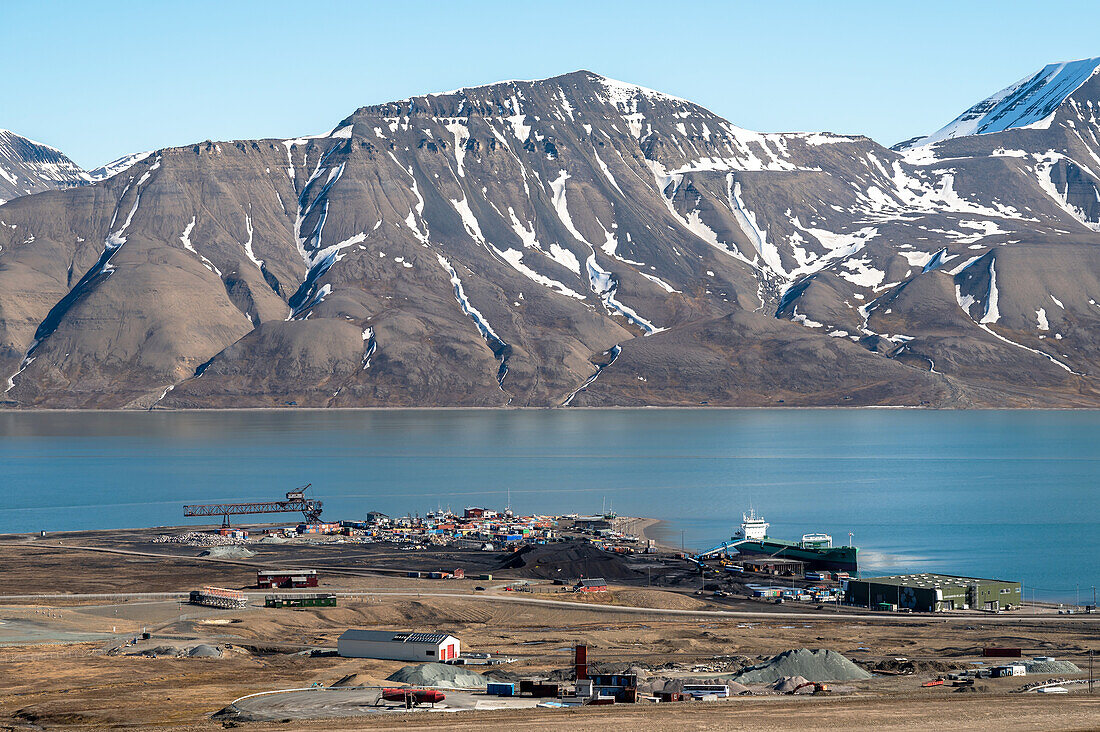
[{"x1": 337, "y1": 630, "x2": 461, "y2": 662}]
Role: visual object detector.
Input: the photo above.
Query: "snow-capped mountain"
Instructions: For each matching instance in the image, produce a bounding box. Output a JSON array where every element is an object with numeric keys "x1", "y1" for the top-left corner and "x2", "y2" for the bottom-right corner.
[
  {"x1": 85, "y1": 151, "x2": 154, "y2": 182},
  {"x1": 0, "y1": 129, "x2": 89, "y2": 204},
  {"x1": 0, "y1": 129, "x2": 149, "y2": 202},
  {"x1": 0, "y1": 64, "x2": 1098, "y2": 409},
  {"x1": 902, "y1": 57, "x2": 1100, "y2": 147}
]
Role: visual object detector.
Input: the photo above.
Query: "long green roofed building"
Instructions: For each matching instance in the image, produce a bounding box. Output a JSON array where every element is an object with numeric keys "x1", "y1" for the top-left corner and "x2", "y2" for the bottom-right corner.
[{"x1": 845, "y1": 573, "x2": 1021, "y2": 612}]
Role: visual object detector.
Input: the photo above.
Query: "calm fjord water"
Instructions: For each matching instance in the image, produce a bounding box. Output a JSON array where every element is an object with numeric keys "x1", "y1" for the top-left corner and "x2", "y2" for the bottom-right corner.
[{"x1": 0, "y1": 409, "x2": 1095, "y2": 602}]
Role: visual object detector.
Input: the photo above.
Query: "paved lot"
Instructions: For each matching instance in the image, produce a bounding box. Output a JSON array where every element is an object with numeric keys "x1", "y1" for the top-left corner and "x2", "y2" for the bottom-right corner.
[{"x1": 221, "y1": 687, "x2": 542, "y2": 721}]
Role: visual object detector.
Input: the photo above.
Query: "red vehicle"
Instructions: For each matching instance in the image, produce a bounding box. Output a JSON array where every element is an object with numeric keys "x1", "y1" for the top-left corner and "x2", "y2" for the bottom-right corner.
[{"x1": 379, "y1": 688, "x2": 446, "y2": 706}]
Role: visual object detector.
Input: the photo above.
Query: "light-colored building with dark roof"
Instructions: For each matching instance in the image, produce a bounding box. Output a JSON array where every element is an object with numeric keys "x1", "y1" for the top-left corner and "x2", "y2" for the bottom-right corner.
[{"x1": 337, "y1": 629, "x2": 461, "y2": 661}]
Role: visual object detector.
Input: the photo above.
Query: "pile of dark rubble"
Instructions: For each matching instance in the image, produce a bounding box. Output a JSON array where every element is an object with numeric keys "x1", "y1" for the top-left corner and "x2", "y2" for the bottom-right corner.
[
  {"x1": 688, "y1": 656, "x2": 754, "y2": 674},
  {"x1": 1016, "y1": 677, "x2": 1079, "y2": 692}
]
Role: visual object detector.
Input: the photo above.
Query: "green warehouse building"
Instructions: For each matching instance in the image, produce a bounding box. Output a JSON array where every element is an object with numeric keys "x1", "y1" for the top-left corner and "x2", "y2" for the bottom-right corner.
[{"x1": 845, "y1": 573, "x2": 1021, "y2": 612}]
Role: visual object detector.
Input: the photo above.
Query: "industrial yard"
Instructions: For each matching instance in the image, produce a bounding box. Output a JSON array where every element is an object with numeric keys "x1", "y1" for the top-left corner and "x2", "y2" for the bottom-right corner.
[{"x1": 0, "y1": 507, "x2": 1098, "y2": 730}]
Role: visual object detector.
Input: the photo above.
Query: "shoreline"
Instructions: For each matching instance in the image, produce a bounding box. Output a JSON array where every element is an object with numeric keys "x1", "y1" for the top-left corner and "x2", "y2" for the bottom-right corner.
[
  {"x1": 633, "y1": 517, "x2": 687, "y2": 554},
  {"x1": 1, "y1": 521, "x2": 1084, "y2": 605}
]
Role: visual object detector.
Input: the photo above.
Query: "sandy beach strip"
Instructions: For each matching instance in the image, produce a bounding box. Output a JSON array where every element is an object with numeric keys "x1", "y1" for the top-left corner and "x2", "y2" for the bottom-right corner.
[{"x1": 633, "y1": 517, "x2": 683, "y2": 553}]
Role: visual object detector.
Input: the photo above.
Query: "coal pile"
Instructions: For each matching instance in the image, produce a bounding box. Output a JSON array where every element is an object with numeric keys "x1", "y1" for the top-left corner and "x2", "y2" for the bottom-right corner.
[
  {"x1": 496, "y1": 541, "x2": 641, "y2": 581},
  {"x1": 867, "y1": 658, "x2": 968, "y2": 674},
  {"x1": 732, "y1": 649, "x2": 872, "y2": 684}
]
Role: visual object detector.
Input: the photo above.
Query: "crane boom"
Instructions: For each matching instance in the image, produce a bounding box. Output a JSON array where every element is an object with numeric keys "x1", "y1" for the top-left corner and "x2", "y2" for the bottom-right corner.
[{"x1": 183, "y1": 484, "x2": 323, "y2": 527}]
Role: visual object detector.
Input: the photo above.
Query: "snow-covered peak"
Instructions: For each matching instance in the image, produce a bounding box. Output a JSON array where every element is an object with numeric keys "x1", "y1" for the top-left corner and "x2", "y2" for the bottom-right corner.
[
  {"x1": 0, "y1": 129, "x2": 90, "y2": 202},
  {"x1": 590, "y1": 73, "x2": 690, "y2": 107},
  {"x1": 414, "y1": 70, "x2": 688, "y2": 105},
  {"x1": 358, "y1": 70, "x2": 695, "y2": 122},
  {"x1": 86, "y1": 151, "x2": 153, "y2": 182},
  {"x1": 907, "y1": 56, "x2": 1100, "y2": 148},
  {"x1": 0, "y1": 128, "x2": 69, "y2": 157}
]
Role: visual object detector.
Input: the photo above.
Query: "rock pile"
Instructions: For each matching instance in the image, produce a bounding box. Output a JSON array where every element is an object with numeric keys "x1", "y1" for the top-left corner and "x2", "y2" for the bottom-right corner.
[
  {"x1": 1024, "y1": 659, "x2": 1081, "y2": 674},
  {"x1": 732, "y1": 649, "x2": 872, "y2": 684},
  {"x1": 198, "y1": 545, "x2": 256, "y2": 559},
  {"x1": 769, "y1": 676, "x2": 811, "y2": 693},
  {"x1": 386, "y1": 663, "x2": 487, "y2": 689},
  {"x1": 188, "y1": 644, "x2": 223, "y2": 658}
]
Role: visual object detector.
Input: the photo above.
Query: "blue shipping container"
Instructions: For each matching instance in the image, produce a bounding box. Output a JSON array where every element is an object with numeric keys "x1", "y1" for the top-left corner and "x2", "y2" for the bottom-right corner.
[{"x1": 486, "y1": 682, "x2": 515, "y2": 696}]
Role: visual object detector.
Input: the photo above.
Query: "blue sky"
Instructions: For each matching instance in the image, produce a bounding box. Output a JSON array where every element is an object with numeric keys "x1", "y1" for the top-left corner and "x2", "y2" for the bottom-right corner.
[{"x1": 3, "y1": 0, "x2": 1099, "y2": 168}]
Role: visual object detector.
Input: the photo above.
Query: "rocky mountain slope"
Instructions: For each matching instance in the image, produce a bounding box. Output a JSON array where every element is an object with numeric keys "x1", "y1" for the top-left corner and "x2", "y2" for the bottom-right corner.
[
  {"x1": 1, "y1": 63, "x2": 1099, "y2": 409},
  {"x1": 0, "y1": 130, "x2": 90, "y2": 204}
]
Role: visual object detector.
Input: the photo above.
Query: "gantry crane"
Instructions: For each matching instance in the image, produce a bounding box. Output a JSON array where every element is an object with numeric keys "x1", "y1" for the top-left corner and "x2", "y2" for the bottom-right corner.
[{"x1": 183, "y1": 484, "x2": 323, "y2": 527}]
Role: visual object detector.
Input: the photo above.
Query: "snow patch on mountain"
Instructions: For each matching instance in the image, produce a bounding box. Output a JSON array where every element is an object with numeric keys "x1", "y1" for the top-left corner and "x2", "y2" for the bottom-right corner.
[
  {"x1": 909, "y1": 57, "x2": 1100, "y2": 147},
  {"x1": 729, "y1": 179, "x2": 784, "y2": 276},
  {"x1": 1033, "y1": 151, "x2": 1100, "y2": 230},
  {"x1": 586, "y1": 254, "x2": 662, "y2": 334},
  {"x1": 979, "y1": 259, "x2": 1000, "y2": 324},
  {"x1": 86, "y1": 151, "x2": 153, "y2": 181},
  {"x1": 437, "y1": 253, "x2": 511, "y2": 388},
  {"x1": 562, "y1": 344, "x2": 622, "y2": 406},
  {"x1": 180, "y1": 216, "x2": 222, "y2": 276},
  {"x1": 1036, "y1": 307, "x2": 1049, "y2": 331}
]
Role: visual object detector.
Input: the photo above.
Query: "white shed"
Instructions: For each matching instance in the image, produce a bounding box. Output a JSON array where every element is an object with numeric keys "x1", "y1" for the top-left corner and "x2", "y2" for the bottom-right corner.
[{"x1": 337, "y1": 630, "x2": 461, "y2": 662}]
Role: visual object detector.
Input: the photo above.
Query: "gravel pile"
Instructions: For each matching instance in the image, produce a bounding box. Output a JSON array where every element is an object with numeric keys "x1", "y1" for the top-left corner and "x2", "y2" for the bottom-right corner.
[
  {"x1": 386, "y1": 663, "x2": 487, "y2": 689},
  {"x1": 153, "y1": 532, "x2": 250, "y2": 547},
  {"x1": 725, "y1": 680, "x2": 752, "y2": 695},
  {"x1": 732, "y1": 649, "x2": 872, "y2": 684},
  {"x1": 199, "y1": 545, "x2": 256, "y2": 559},
  {"x1": 1024, "y1": 659, "x2": 1081, "y2": 674},
  {"x1": 770, "y1": 675, "x2": 811, "y2": 692},
  {"x1": 188, "y1": 644, "x2": 223, "y2": 658}
]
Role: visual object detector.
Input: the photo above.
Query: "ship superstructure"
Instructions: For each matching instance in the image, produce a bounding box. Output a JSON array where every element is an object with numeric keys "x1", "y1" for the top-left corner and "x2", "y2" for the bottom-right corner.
[{"x1": 698, "y1": 510, "x2": 858, "y2": 572}]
